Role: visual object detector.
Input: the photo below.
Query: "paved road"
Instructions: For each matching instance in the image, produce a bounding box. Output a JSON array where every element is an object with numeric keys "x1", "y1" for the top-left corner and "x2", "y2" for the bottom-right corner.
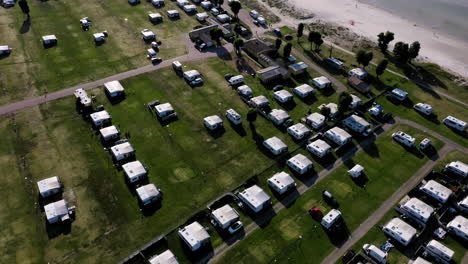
[
  {"x1": 0, "y1": 43, "x2": 233, "y2": 116},
  {"x1": 320, "y1": 145, "x2": 453, "y2": 264},
  {"x1": 203, "y1": 118, "x2": 467, "y2": 264}
]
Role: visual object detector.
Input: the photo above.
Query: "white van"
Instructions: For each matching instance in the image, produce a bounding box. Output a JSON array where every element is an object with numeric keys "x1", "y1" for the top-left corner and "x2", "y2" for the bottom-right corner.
[
  {"x1": 390, "y1": 88, "x2": 408, "y2": 101},
  {"x1": 362, "y1": 244, "x2": 387, "y2": 264},
  {"x1": 172, "y1": 61, "x2": 182, "y2": 71},
  {"x1": 249, "y1": 10, "x2": 259, "y2": 19},
  {"x1": 226, "y1": 109, "x2": 242, "y2": 125},
  {"x1": 228, "y1": 75, "x2": 244, "y2": 86},
  {"x1": 443, "y1": 116, "x2": 466, "y2": 131},
  {"x1": 392, "y1": 131, "x2": 415, "y2": 147},
  {"x1": 413, "y1": 103, "x2": 432, "y2": 116}
]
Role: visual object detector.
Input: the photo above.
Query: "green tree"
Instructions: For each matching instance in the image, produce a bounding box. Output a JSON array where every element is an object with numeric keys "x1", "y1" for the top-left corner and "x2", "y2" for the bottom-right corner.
[
  {"x1": 18, "y1": 0, "x2": 30, "y2": 18},
  {"x1": 356, "y1": 49, "x2": 373, "y2": 68},
  {"x1": 247, "y1": 109, "x2": 257, "y2": 122},
  {"x1": 320, "y1": 106, "x2": 331, "y2": 118},
  {"x1": 408, "y1": 41, "x2": 421, "y2": 63},
  {"x1": 233, "y1": 38, "x2": 244, "y2": 57},
  {"x1": 315, "y1": 37, "x2": 324, "y2": 51},
  {"x1": 218, "y1": 0, "x2": 224, "y2": 7},
  {"x1": 375, "y1": 59, "x2": 388, "y2": 79},
  {"x1": 283, "y1": 43, "x2": 292, "y2": 58},
  {"x1": 275, "y1": 38, "x2": 282, "y2": 50},
  {"x1": 297, "y1": 23, "x2": 304, "y2": 41},
  {"x1": 377, "y1": 31, "x2": 394, "y2": 53},
  {"x1": 393, "y1": 41, "x2": 409, "y2": 63},
  {"x1": 210, "y1": 28, "x2": 223, "y2": 45},
  {"x1": 338, "y1": 92, "x2": 353, "y2": 113},
  {"x1": 307, "y1": 31, "x2": 317, "y2": 50},
  {"x1": 229, "y1": 1, "x2": 242, "y2": 19}
]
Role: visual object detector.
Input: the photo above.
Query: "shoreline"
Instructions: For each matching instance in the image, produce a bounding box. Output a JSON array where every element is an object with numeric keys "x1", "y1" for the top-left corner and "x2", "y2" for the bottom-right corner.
[{"x1": 282, "y1": 0, "x2": 468, "y2": 77}]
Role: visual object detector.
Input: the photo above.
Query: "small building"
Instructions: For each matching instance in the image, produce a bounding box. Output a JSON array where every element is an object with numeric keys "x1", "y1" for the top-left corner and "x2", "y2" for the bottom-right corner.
[
  {"x1": 425, "y1": 240, "x2": 454, "y2": 263},
  {"x1": 111, "y1": 142, "x2": 135, "y2": 162},
  {"x1": 445, "y1": 160, "x2": 468, "y2": 177},
  {"x1": 122, "y1": 160, "x2": 147, "y2": 183},
  {"x1": 42, "y1": 35, "x2": 58, "y2": 46},
  {"x1": 312, "y1": 76, "x2": 332, "y2": 89},
  {"x1": 237, "y1": 85, "x2": 253, "y2": 99},
  {"x1": 44, "y1": 199, "x2": 71, "y2": 224},
  {"x1": 37, "y1": 176, "x2": 62, "y2": 198},
  {"x1": 382, "y1": 218, "x2": 417, "y2": 246},
  {"x1": 288, "y1": 62, "x2": 308, "y2": 75},
  {"x1": 155, "y1": 103, "x2": 177, "y2": 121},
  {"x1": 263, "y1": 136, "x2": 288, "y2": 155},
  {"x1": 256, "y1": 66, "x2": 290, "y2": 84},
  {"x1": 318, "y1": 103, "x2": 338, "y2": 118},
  {"x1": 200, "y1": 1, "x2": 212, "y2": 9},
  {"x1": 324, "y1": 127, "x2": 352, "y2": 146},
  {"x1": 216, "y1": 14, "x2": 231, "y2": 23},
  {"x1": 348, "y1": 164, "x2": 364, "y2": 178},
  {"x1": 183, "y1": 4, "x2": 197, "y2": 13},
  {"x1": 136, "y1": 184, "x2": 161, "y2": 205},
  {"x1": 287, "y1": 154, "x2": 313, "y2": 175},
  {"x1": 400, "y1": 197, "x2": 434, "y2": 223},
  {"x1": 348, "y1": 68, "x2": 368, "y2": 80},
  {"x1": 241, "y1": 38, "x2": 276, "y2": 61},
  {"x1": 104, "y1": 80, "x2": 125, "y2": 98},
  {"x1": 306, "y1": 113, "x2": 326, "y2": 129},
  {"x1": 167, "y1": 10, "x2": 180, "y2": 19},
  {"x1": 178, "y1": 221, "x2": 210, "y2": 251},
  {"x1": 293, "y1": 84, "x2": 314, "y2": 98},
  {"x1": 74, "y1": 88, "x2": 92, "y2": 107},
  {"x1": 0, "y1": 45, "x2": 12, "y2": 55},
  {"x1": 99, "y1": 125, "x2": 120, "y2": 142},
  {"x1": 349, "y1": 94, "x2": 362, "y2": 109},
  {"x1": 267, "y1": 171, "x2": 296, "y2": 195},
  {"x1": 326, "y1": 57, "x2": 344, "y2": 70},
  {"x1": 238, "y1": 185, "x2": 271, "y2": 213},
  {"x1": 420, "y1": 180, "x2": 452, "y2": 204},
  {"x1": 307, "y1": 139, "x2": 331, "y2": 158},
  {"x1": 390, "y1": 88, "x2": 408, "y2": 102},
  {"x1": 203, "y1": 115, "x2": 223, "y2": 130},
  {"x1": 392, "y1": 131, "x2": 416, "y2": 147},
  {"x1": 249, "y1": 95, "x2": 269, "y2": 108},
  {"x1": 287, "y1": 123, "x2": 310, "y2": 140},
  {"x1": 348, "y1": 76, "x2": 370, "y2": 93},
  {"x1": 90, "y1": 110, "x2": 111, "y2": 128},
  {"x1": 273, "y1": 89, "x2": 293, "y2": 104},
  {"x1": 141, "y1": 29, "x2": 156, "y2": 41},
  {"x1": 148, "y1": 13, "x2": 163, "y2": 23},
  {"x1": 342, "y1": 114, "x2": 371, "y2": 136},
  {"x1": 149, "y1": 250, "x2": 178, "y2": 264},
  {"x1": 321, "y1": 209, "x2": 342, "y2": 229},
  {"x1": 211, "y1": 204, "x2": 240, "y2": 229},
  {"x1": 443, "y1": 115, "x2": 466, "y2": 131},
  {"x1": 196, "y1": 12, "x2": 209, "y2": 22},
  {"x1": 268, "y1": 109, "x2": 290, "y2": 126},
  {"x1": 446, "y1": 215, "x2": 468, "y2": 240}
]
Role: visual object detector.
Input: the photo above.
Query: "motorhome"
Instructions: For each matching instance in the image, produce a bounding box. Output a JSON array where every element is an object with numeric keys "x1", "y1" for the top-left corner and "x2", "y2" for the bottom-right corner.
[{"x1": 392, "y1": 131, "x2": 415, "y2": 147}]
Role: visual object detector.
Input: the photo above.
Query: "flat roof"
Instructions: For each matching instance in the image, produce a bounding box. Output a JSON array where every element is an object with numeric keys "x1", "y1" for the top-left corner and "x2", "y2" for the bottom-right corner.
[
  {"x1": 306, "y1": 113, "x2": 325, "y2": 125},
  {"x1": 90, "y1": 110, "x2": 111, "y2": 122},
  {"x1": 267, "y1": 171, "x2": 295, "y2": 191},
  {"x1": 237, "y1": 85, "x2": 252, "y2": 95},
  {"x1": 178, "y1": 221, "x2": 210, "y2": 249},
  {"x1": 44, "y1": 199, "x2": 68, "y2": 222},
  {"x1": 313, "y1": 76, "x2": 331, "y2": 85},
  {"x1": 250, "y1": 95, "x2": 269, "y2": 106},
  {"x1": 136, "y1": 184, "x2": 160, "y2": 202},
  {"x1": 274, "y1": 90, "x2": 293, "y2": 100},
  {"x1": 155, "y1": 103, "x2": 174, "y2": 113},
  {"x1": 307, "y1": 139, "x2": 331, "y2": 154},
  {"x1": 287, "y1": 154, "x2": 313, "y2": 170},
  {"x1": 204, "y1": 115, "x2": 223, "y2": 126},
  {"x1": 349, "y1": 68, "x2": 367, "y2": 76},
  {"x1": 383, "y1": 218, "x2": 417, "y2": 243},
  {"x1": 287, "y1": 123, "x2": 310, "y2": 136},
  {"x1": 111, "y1": 142, "x2": 135, "y2": 157},
  {"x1": 269, "y1": 109, "x2": 290, "y2": 123},
  {"x1": 211, "y1": 204, "x2": 239, "y2": 227},
  {"x1": 294, "y1": 84, "x2": 314, "y2": 95},
  {"x1": 104, "y1": 80, "x2": 124, "y2": 94},
  {"x1": 344, "y1": 114, "x2": 370, "y2": 127},
  {"x1": 149, "y1": 249, "x2": 179, "y2": 264},
  {"x1": 427, "y1": 240, "x2": 454, "y2": 259},
  {"x1": 447, "y1": 215, "x2": 468, "y2": 236},
  {"x1": 263, "y1": 136, "x2": 287, "y2": 152},
  {"x1": 238, "y1": 185, "x2": 270, "y2": 209},
  {"x1": 325, "y1": 127, "x2": 352, "y2": 141},
  {"x1": 100, "y1": 125, "x2": 119, "y2": 138},
  {"x1": 122, "y1": 160, "x2": 146, "y2": 180}
]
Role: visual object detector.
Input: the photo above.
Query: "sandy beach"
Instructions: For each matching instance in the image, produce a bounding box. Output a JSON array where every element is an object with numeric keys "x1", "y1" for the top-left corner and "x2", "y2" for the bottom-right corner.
[{"x1": 286, "y1": 0, "x2": 468, "y2": 77}]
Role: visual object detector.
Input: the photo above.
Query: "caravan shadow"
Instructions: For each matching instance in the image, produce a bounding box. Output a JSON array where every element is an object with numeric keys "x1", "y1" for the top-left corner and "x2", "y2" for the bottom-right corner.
[{"x1": 46, "y1": 220, "x2": 72, "y2": 239}]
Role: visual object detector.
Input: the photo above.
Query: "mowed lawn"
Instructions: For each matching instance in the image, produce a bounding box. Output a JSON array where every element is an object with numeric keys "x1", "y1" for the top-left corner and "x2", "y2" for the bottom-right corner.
[
  {"x1": 213, "y1": 124, "x2": 445, "y2": 264},
  {"x1": 0, "y1": 56, "x2": 341, "y2": 264},
  {"x1": 351, "y1": 151, "x2": 468, "y2": 264},
  {"x1": 0, "y1": 0, "x2": 200, "y2": 105}
]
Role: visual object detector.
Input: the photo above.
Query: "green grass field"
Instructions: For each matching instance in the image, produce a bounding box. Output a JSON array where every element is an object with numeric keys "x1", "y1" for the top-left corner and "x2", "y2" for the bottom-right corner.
[
  {"x1": 351, "y1": 151, "x2": 468, "y2": 264},
  {"x1": 0, "y1": 0, "x2": 201, "y2": 105},
  {"x1": 213, "y1": 123, "x2": 447, "y2": 264},
  {"x1": 0, "y1": 55, "x2": 346, "y2": 263}
]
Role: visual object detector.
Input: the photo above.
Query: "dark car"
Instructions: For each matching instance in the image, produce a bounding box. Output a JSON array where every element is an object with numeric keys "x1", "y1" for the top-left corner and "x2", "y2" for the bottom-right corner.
[
  {"x1": 322, "y1": 190, "x2": 338, "y2": 207},
  {"x1": 272, "y1": 85, "x2": 284, "y2": 91},
  {"x1": 224, "y1": 73, "x2": 234, "y2": 81}
]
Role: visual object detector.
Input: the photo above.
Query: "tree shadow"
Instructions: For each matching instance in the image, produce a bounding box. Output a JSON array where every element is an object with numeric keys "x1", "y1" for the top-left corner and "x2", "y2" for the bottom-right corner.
[
  {"x1": 20, "y1": 17, "x2": 31, "y2": 34},
  {"x1": 229, "y1": 122, "x2": 247, "y2": 137}
]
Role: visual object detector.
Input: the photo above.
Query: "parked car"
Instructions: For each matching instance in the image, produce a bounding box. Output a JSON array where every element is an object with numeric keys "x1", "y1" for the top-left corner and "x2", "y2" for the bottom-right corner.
[{"x1": 228, "y1": 221, "x2": 243, "y2": 234}]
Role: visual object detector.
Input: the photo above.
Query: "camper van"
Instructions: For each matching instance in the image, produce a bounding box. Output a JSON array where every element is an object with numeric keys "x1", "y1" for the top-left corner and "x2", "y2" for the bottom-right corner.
[
  {"x1": 362, "y1": 244, "x2": 387, "y2": 264},
  {"x1": 443, "y1": 116, "x2": 466, "y2": 131},
  {"x1": 392, "y1": 131, "x2": 415, "y2": 147}
]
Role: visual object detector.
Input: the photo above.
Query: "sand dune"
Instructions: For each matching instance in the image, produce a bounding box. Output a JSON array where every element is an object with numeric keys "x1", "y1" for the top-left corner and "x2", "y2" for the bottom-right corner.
[{"x1": 286, "y1": 0, "x2": 468, "y2": 77}]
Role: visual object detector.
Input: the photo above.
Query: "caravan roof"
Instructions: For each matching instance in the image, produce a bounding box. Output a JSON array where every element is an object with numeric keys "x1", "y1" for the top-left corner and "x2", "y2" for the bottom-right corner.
[
  {"x1": 269, "y1": 109, "x2": 290, "y2": 124},
  {"x1": 104, "y1": 80, "x2": 125, "y2": 94},
  {"x1": 321, "y1": 209, "x2": 341, "y2": 229},
  {"x1": 307, "y1": 139, "x2": 331, "y2": 155},
  {"x1": 447, "y1": 215, "x2": 468, "y2": 237},
  {"x1": 111, "y1": 142, "x2": 135, "y2": 158},
  {"x1": 445, "y1": 161, "x2": 468, "y2": 177},
  {"x1": 306, "y1": 113, "x2": 325, "y2": 128},
  {"x1": 383, "y1": 218, "x2": 417, "y2": 244},
  {"x1": 402, "y1": 197, "x2": 434, "y2": 222},
  {"x1": 178, "y1": 221, "x2": 210, "y2": 250},
  {"x1": 237, "y1": 85, "x2": 253, "y2": 97},
  {"x1": 287, "y1": 154, "x2": 313, "y2": 171},
  {"x1": 267, "y1": 171, "x2": 295, "y2": 192},
  {"x1": 293, "y1": 84, "x2": 314, "y2": 97},
  {"x1": 426, "y1": 240, "x2": 454, "y2": 260},
  {"x1": 289, "y1": 62, "x2": 308, "y2": 72},
  {"x1": 420, "y1": 180, "x2": 452, "y2": 203},
  {"x1": 155, "y1": 103, "x2": 174, "y2": 114},
  {"x1": 37, "y1": 176, "x2": 61, "y2": 196},
  {"x1": 211, "y1": 204, "x2": 239, "y2": 227},
  {"x1": 263, "y1": 136, "x2": 287, "y2": 153},
  {"x1": 313, "y1": 76, "x2": 331, "y2": 86},
  {"x1": 287, "y1": 123, "x2": 310, "y2": 136},
  {"x1": 90, "y1": 110, "x2": 111, "y2": 124},
  {"x1": 238, "y1": 185, "x2": 270, "y2": 210},
  {"x1": 250, "y1": 95, "x2": 269, "y2": 107},
  {"x1": 149, "y1": 249, "x2": 179, "y2": 264},
  {"x1": 122, "y1": 161, "x2": 146, "y2": 180},
  {"x1": 100, "y1": 125, "x2": 119, "y2": 139},
  {"x1": 273, "y1": 89, "x2": 293, "y2": 102},
  {"x1": 136, "y1": 184, "x2": 160, "y2": 203},
  {"x1": 44, "y1": 199, "x2": 69, "y2": 223}
]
